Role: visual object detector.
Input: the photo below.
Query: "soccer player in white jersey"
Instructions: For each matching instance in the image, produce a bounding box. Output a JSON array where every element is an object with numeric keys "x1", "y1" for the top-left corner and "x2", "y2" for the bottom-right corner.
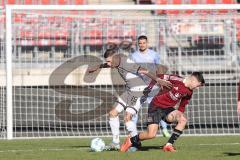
[{"x1": 131, "y1": 35, "x2": 170, "y2": 138}]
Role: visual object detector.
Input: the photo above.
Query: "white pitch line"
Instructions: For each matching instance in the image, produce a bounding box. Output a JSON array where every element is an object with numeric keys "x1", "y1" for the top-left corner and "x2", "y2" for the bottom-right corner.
[
  {"x1": 168, "y1": 142, "x2": 240, "y2": 148},
  {"x1": 191, "y1": 142, "x2": 240, "y2": 146},
  {"x1": 0, "y1": 147, "x2": 90, "y2": 153},
  {"x1": 0, "y1": 142, "x2": 239, "y2": 153}
]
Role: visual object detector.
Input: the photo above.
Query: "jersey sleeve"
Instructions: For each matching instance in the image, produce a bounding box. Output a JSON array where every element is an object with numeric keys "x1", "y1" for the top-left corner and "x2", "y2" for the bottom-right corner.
[
  {"x1": 120, "y1": 56, "x2": 141, "y2": 74},
  {"x1": 178, "y1": 94, "x2": 192, "y2": 113},
  {"x1": 154, "y1": 52, "x2": 161, "y2": 65}
]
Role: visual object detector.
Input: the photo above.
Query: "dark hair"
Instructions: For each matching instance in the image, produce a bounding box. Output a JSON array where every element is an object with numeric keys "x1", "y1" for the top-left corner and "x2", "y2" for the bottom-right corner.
[
  {"x1": 138, "y1": 35, "x2": 148, "y2": 42},
  {"x1": 103, "y1": 49, "x2": 117, "y2": 58},
  {"x1": 192, "y1": 72, "x2": 205, "y2": 85}
]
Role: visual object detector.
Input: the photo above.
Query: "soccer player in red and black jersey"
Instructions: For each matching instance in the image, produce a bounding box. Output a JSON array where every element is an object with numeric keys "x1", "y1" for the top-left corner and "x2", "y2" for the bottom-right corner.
[{"x1": 120, "y1": 72, "x2": 205, "y2": 152}]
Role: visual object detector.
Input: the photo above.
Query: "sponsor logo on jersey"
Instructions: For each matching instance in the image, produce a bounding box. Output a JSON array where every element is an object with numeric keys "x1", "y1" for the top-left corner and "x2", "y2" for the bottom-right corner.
[{"x1": 169, "y1": 91, "x2": 181, "y2": 101}]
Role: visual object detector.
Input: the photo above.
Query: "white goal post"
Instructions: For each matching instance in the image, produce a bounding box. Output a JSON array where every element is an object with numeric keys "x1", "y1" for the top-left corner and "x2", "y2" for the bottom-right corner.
[{"x1": 3, "y1": 4, "x2": 240, "y2": 139}]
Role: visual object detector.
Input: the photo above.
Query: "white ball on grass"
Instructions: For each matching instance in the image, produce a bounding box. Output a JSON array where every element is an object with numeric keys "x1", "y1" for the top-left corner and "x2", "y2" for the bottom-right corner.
[{"x1": 90, "y1": 138, "x2": 105, "y2": 152}]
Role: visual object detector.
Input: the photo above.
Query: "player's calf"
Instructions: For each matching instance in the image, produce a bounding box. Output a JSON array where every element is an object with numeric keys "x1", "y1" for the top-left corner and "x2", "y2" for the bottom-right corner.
[{"x1": 163, "y1": 112, "x2": 186, "y2": 152}]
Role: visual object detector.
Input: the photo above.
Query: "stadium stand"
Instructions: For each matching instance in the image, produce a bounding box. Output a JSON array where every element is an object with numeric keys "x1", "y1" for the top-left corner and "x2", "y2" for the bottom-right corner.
[
  {"x1": 0, "y1": 0, "x2": 239, "y2": 78},
  {"x1": 0, "y1": 0, "x2": 85, "y2": 5},
  {"x1": 0, "y1": 0, "x2": 239, "y2": 139}
]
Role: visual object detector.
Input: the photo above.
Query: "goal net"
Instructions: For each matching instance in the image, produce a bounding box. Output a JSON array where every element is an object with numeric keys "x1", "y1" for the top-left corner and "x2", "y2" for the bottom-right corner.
[{"x1": 1, "y1": 5, "x2": 240, "y2": 139}]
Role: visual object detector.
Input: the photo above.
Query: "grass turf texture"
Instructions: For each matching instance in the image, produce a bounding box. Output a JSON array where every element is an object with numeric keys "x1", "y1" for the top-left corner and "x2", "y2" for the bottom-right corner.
[{"x1": 0, "y1": 136, "x2": 239, "y2": 160}]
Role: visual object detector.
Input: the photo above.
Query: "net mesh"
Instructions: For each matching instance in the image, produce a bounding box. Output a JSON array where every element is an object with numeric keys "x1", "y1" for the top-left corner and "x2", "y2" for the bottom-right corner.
[{"x1": 0, "y1": 9, "x2": 239, "y2": 138}]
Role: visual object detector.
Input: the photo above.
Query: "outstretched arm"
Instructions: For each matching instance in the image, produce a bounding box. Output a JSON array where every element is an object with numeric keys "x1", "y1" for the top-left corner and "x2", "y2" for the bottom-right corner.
[
  {"x1": 138, "y1": 67, "x2": 172, "y2": 89},
  {"x1": 87, "y1": 63, "x2": 110, "y2": 73}
]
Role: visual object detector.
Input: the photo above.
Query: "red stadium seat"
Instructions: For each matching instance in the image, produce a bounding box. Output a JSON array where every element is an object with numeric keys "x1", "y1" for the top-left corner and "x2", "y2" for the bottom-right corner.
[
  {"x1": 64, "y1": 16, "x2": 72, "y2": 21},
  {"x1": 58, "y1": 0, "x2": 67, "y2": 5},
  {"x1": 206, "y1": 0, "x2": 215, "y2": 3},
  {"x1": 81, "y1": 29, "x2": 102, "y2": 38},
  {"x1": 38, "y1": 31, "x2": 51, "y2": 39},
  {"x1": 18, "y1": 40, "x2": 35, "y2": 46},
  {"x1": 200, "y1": 0, "x2": 216, "y2": 14},
  {"x1": 185, "y1": 0, "x2": 198, "y2": 14},
  {"x1": 0, "y1": 15, "x2": 5, "y2": 23},
  {"x1": 167, "y1": 0, "x2": 182, "y2": 15},
  {"x1": 235, "y1": 19, "x2": 240, "y2": 42},
  {"x1": 41, "y1": 0, "x2": 50, "y2": 5},
  {"x1": 20, "y1": 30, "x2": 34, "y2": 39},
  {"x1": 75, "y1": 0, "x2": 84, "y2": 5},
  {"x1": 38, "y1": 39, "x2": 51, "y2": 46},
  {"x1": 53, "y1": 30, "x2": 69, "y2": 38},
  {"x1": 155, "y1": 0, "x2": 167, "y2": 14},
  {"x1": 54, "y1": 39, "x2": 67, "y2": 46},
  {"x1": 25, "y1": 0, "x2": 32, "y2": 4},
  {"x1": 221, "y1": 0, "x2": 234, "y2": 3},
  {"x1": 219, "y1": 0, "x2": 235, "y2": 13},
  {"x1": 14, "y1": 13, "x2": 23, "y2": 23},
  {"x1": 7, "y1": 0, "x2": 15, "y2": 4},
  {"x1": 1, "y1": 0, "x2": 4, "y2": 7}
]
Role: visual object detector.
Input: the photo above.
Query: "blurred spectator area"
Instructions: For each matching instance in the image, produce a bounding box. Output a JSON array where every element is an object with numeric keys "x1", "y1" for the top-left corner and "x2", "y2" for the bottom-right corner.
[
  {"x1": 0, "y1": 9, "x2": 138, "y2": 59},
  {"x1": 1, "y1": 0, "x2": 85, "y2": 5},
  {"x1": 0, "y1": 0, "x2": 240, "y2": 53},
  {"x1": 0, "y1": 0, "x2": 239, "y2": 82}
]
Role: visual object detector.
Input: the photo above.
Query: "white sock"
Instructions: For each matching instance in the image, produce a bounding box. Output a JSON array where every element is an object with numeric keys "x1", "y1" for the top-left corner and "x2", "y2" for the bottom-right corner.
[
  {"x1": 109, "y1": 117, "x2": 120, "y2": 144},
  {"x1": 125, "y1": 121, "x2": 138, "y2": 137}
]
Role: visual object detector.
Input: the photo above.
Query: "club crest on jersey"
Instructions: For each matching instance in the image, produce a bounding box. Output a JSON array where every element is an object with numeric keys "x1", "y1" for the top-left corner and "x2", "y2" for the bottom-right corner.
[
  {"x1": 169, "y1": 91, "x2": 181, "y2": 101},
  {"x1": 175, "y1": 93, "x2": 181, "y2": 98},
  {"x1": 174, "y1": 87, "x2": 178, "y2": 90}
]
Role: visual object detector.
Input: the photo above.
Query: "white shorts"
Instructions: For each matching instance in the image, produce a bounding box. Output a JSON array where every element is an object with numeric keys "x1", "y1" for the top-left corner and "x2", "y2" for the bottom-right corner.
[
  {"x1": 114, "y1": 84, "x2": 160, "y2": 115},
  {"x1": 114, "y1": 92, "x2": 142, "y2": 116}
]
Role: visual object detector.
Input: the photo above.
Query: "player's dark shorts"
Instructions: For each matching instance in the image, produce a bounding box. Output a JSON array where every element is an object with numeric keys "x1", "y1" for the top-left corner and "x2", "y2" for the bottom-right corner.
[{"x1": 147, "y1": 103, "x2": 175, "y2": 125}]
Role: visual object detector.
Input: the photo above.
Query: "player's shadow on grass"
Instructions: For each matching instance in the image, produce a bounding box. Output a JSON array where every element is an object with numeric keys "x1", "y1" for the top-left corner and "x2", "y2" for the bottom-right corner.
[
  {"x1": 139, "y1": 145, "x2": 163, "y2": 151},
  {"x1": 223, "y1": 152, "x2": 240, "y2": 156}
]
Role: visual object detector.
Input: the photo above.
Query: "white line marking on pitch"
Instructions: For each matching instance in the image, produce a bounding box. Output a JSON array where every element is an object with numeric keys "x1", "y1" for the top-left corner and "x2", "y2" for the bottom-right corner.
[
  {"x1": 193, "y1": 142, "x2": 240, "y2": 146},
  {"x1": 0, "y1": 147, "x2": 90, "y2": 153},
  {"x1": 0, "y1": 142, "x2": 239, "y2": 153}
]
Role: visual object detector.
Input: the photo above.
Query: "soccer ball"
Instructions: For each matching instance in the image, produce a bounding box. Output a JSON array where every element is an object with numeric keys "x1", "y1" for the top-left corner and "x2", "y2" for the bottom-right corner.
[{"x1": 90, "y1": 138, "x2": 105, "y2": 152}]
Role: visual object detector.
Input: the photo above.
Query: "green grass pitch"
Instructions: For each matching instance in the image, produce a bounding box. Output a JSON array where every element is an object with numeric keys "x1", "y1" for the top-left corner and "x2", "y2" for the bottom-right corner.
[{"x1": 0, "y1": 136, "x2": 239, "y2": 160}]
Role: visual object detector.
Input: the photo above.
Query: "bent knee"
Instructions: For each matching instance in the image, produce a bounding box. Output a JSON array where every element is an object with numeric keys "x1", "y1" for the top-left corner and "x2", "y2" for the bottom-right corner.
[
  {"x1": 179, "y1": 115, "x2": 187, "y2": 124},
  {"x1": 124, "y1": 112, "x2": 132, "y2": 122},
  {"x1": 109, "y1": 109, "x2": 118, "y2": 118}
]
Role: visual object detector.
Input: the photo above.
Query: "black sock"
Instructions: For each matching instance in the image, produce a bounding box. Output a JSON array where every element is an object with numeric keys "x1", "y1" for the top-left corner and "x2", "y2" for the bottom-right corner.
[
  {"x1": 167, "y1": 129, "x2": 182, "y2": 145},
  {"x1": 130, "y1": 134, "x2": 141, "y2": 148}
]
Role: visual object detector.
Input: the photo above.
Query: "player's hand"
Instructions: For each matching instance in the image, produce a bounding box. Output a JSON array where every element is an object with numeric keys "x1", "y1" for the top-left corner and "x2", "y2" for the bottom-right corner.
[
  {"x1": 237, "y1": 101, "x2": 240, "y2": 115},
  {"x1": 156, "y1": 78, "x2": 172, "y2": 90},
  {"x1": 87, "y1": 65, "x2": 99, "y2": 73}
]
